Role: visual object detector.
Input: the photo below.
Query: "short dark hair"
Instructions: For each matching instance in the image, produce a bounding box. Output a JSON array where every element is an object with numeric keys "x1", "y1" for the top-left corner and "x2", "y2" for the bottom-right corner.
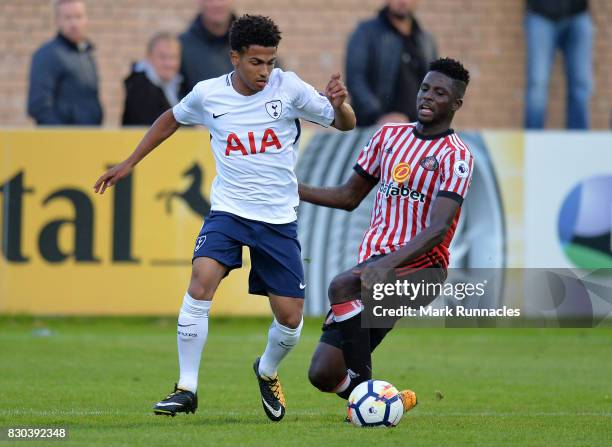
[
  {"x1": 429, "y1": 57, "x2": 470, "y2": 84},
  {"x1": 429, "y1": 57, "x2": 470, "y2": 98},
  {"x1": 229, "y1": 15, "x2": 282, "y2": 53}
]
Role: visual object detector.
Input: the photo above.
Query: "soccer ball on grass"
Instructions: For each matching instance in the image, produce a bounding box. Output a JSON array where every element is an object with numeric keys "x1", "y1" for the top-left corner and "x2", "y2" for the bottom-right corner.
[{"x1": 347, "y1": 380, "x2": 404, "y2": 428}]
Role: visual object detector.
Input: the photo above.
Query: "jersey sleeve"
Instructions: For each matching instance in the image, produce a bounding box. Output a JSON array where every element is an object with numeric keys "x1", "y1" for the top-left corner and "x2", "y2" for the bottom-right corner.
[
  {"x1": 438, "y1": 149, "x2": 474, "y2": 205},
  {"x1": 172, "y1": 82, "x2": 206, "y2": 125},
  {"x1": 285, "y1": 72, "x2": 334, "y2": 127},
  {"x1": 353, "y1": 126, "x2": 386, "y2": 183}
]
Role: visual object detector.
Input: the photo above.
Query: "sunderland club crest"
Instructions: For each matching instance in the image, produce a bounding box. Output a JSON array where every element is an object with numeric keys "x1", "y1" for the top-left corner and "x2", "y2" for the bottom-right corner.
[
  {"x1": 419, "y1": 155, "x2": 439, "y2": 171},
  {"x1": 265, "y1": 100, "x2": 282, "y2": 119}
]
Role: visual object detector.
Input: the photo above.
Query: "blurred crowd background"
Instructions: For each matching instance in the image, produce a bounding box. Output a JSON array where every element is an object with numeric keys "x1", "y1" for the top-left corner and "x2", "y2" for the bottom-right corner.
[{"x1": 0, "y1": 0, "x2": 610, "y2": 129}]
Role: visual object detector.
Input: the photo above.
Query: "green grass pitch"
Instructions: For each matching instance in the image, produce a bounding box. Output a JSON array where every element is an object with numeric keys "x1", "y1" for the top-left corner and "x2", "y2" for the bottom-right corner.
[{"x1": 0, "y1": 317, "x2": 611, "y2": 446}]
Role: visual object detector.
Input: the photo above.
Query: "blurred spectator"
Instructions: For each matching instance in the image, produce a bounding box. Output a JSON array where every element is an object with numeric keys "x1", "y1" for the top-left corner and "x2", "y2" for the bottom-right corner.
[
  {"x1": 346, "y1": 0, "x2": 437, "y2": 127},
  {"x1": 524, "y1": 0, "x2": 593, "y2": 129},
  {"x1": 122, "y1": 33, "x2": 183, "y2": 126},
  {"x1": 179, "y1": 0, "x2": 236, "y2": 95},
  {"x1": 27, "y1": 0, "x2": 102, "y2": 126}
]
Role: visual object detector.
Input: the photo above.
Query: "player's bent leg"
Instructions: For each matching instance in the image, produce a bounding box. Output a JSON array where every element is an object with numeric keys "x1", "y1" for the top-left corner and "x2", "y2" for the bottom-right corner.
[
  {"x1": 253, "y1": 294, "x2": 303, "y2": 422},
  {"x1": 187, "y1": 256, "x2": 228, "y2": 300},
  {"x1": 308, "y1": 341, "x2": 348, "y2": 392},
  {"x1": 327, "y1": 268, "x2": 373, "y2": 398},
  {"x1": 268, "y1": 293, "x2": 304, "y2": 329},
  {"x1": 246, "y1": 217, "x2": 305, "y2": 421},
  {"x1": 310, "y1": 323, "x2": 392, "y2": 393},
  {"x1": 327, "y1": 269, "x2": 362, "y2": 306},
  {"x1": 154, "y1": 257, "x2": 227, "y2": 416},
  {"x1": 262, "y1": 294, "x2": 304, "y2": 377}
]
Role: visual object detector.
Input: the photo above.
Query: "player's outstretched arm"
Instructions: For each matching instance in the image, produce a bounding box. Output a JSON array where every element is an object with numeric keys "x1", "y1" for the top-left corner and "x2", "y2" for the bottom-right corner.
[
  {"x1": 360, "y1": 196, "x2": 460, "y2": 289},
  {"x1": 93, "y1": 109, "x2": 180, "y2": 194},
  {"x1": 325, "y1": 73, "x2": 356, "y2": 131},
  {"x1": 298, "y1": 172, "x2": 375, "y2": 211}
]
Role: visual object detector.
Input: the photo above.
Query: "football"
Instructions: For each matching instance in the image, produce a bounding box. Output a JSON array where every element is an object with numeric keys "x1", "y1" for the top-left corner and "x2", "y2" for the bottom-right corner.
[{"x1": 347, "y1": 380, "x2": 404, "y2": 428}]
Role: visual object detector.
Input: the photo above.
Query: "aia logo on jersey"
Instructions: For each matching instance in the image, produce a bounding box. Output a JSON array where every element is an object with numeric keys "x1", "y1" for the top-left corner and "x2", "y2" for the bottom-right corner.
[
  {"x1": 392, "y1": 163, "x2": 411, "y2": 183},
  {"x1": 225, "y1": 128, "x2": 282, "y2": 156},
  {"x1": 265, "y1": 100, "x2": 282, "y2": 120},
  {"x1": 419, "y1": 155, "x2": 439, "y2": 171}
]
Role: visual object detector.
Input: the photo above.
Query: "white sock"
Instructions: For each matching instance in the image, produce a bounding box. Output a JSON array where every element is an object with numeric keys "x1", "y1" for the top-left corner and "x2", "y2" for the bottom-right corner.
[
  {"x1": 177, "y1": 293, "x2": 211, "y2": 392},
  {"x1": 258, "y1": 318, "x2": 303, "y2": 378}
]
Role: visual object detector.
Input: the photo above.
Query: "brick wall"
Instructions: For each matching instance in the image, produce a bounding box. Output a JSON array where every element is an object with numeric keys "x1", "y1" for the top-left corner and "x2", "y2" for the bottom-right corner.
[{"x1": 1, "y1": 0, "x2": 610, "y2": 129}]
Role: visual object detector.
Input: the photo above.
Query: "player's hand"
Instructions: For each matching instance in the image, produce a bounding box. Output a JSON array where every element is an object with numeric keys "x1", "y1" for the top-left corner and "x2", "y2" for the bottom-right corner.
[
  {"x1": 93, "y1": 160, "x2": 132, "y2": 194},
  {"x1": 360, "y1": 260, "x2": 393, "y2": 290},
  {"x1": 325, "y1": 73, "x2": 348, "y2": 109}
]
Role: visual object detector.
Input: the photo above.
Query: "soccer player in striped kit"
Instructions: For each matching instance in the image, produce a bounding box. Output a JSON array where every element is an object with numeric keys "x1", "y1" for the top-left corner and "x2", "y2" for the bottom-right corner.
[{"x1": 299, "y1": 58, "x2": 473, "y2": 413}]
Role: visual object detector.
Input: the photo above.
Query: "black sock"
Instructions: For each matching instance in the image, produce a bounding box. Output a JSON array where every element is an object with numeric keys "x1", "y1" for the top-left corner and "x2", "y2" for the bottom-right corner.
[
  {"x1": 370, "y1": 327, "x2": 392, "y2": 352},
  {"x1": 335, "y1": 312, "x2": 371, "y2": 399},
  {"x1": 337, "y1": 384, "x2": 356, "y2": 400}
]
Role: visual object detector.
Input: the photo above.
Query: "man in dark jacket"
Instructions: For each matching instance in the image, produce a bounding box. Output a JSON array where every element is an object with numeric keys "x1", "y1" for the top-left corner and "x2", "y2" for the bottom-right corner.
[
  {"x1": 122, "y1": 33, "x2": 183, "y2": 126},
  {"x1": 179, "y1": 0, "x2": 236, "y2": 95},
  {"x1": 346, "y1": 0, "x2": 437, "y2": 127},
  {"x1": 524, "y1": 0, "x2": 593, "y2": 129},
  {"x1": 27, "y1": 0, "x2": 102, "y2": 125}
]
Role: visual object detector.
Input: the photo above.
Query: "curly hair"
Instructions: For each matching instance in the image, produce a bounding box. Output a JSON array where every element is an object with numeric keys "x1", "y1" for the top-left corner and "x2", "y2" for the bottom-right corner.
[
  {"x1": 229, "y1": 15, "x2": 282, "y2": 53},
  {"x1": 429, "y1": 58, "x2": 470, "y2": 85}
]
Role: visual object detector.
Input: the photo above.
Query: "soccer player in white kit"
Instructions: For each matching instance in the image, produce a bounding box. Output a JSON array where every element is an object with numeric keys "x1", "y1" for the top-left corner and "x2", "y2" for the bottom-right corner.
[{"x1": 93, "y1": 15, "x2": 355, "y2": 421}]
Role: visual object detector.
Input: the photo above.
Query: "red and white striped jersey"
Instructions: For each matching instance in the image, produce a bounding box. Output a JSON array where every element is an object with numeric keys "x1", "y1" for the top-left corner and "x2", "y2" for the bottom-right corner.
[{"x1": 354, "y1": 123, "x2": 474, "y2": 268}]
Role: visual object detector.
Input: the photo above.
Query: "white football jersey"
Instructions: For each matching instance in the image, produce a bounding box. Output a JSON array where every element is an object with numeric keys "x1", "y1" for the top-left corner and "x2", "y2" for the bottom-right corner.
[{"x1": 173, "y1": 68, "x2": 335, "y2": 224}]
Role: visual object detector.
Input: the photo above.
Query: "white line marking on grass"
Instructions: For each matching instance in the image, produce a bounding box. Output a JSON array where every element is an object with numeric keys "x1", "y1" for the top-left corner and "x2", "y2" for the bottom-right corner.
[
  {"x1": 0, "y1": 409, "x2": 121, "y2": 417},
  {"x1": 2, "y1": 409, "x2": 611, "y2": 418},
  {"x1": 411, "y1": 412, "x2": 612, "y2": 417}
]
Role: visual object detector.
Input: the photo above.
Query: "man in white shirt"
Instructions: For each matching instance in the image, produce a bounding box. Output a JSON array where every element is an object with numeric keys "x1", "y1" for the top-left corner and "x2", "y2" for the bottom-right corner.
[{"x1": 93, "y1": 14, "x2": 355, "y2": 422}]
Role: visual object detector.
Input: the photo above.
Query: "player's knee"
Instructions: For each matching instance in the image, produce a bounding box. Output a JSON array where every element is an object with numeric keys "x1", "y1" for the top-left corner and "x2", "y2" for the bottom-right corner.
[
  {"x1": 275, "y1": 313, "x2": 302, "y2": 329},
  {"x1": 327, "y1": 275, "x2": 345, "y2": 303},
  {"x1": 189, "y1": 260, "x2": 225, "y2": 300},
  {"x1": 328, "y1": 272, "x2": 358, "y2": 304},
  {"x1": 308, "y1": 362, "x2": 337, "y2": 392},
  {"x1": 187, "y1": 280, "x2": 217, "y2": 301}
]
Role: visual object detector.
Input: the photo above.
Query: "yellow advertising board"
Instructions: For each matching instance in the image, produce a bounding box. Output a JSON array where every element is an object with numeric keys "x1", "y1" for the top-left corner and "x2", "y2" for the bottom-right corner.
[{"x1": 0, "y1": 129, "x2": 272, "y2": 315}]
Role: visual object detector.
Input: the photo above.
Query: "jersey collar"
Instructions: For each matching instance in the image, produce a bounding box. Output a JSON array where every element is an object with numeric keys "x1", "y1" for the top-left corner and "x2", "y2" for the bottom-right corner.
[{"x1": 412, "y1": 127, "x2": 454, "y2": 140}]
